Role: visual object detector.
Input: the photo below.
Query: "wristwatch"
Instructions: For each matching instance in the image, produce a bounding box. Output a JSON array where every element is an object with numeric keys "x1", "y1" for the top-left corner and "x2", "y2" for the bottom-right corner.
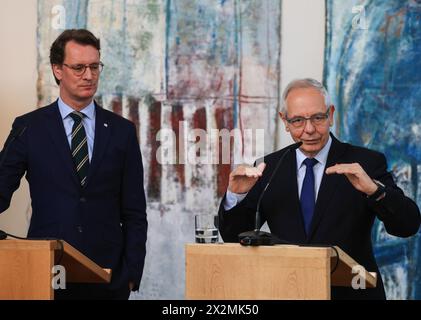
[{"x1": 367, "y1": 179, "x2": 386, "y2": 201}]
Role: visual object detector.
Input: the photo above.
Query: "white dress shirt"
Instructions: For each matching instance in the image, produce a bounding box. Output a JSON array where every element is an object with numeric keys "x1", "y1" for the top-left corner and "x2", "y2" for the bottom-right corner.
[{"x1": 224, "y1": 136, "x2": 333, "y2": 211}]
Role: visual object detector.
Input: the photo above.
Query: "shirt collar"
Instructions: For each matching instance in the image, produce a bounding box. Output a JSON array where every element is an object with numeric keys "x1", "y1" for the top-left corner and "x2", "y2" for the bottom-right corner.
[
  {"x1": 296, "y1": 135, "x2": 332, "y2": 169},
  {"x1": 57, "y1": 97, "x2": 95, "y2": 120}
]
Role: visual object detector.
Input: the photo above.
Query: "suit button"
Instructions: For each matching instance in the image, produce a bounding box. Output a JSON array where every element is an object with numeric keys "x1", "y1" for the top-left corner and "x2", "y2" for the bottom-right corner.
[
  {"x1": 80, "y1": 197, "x2": 87, "y2": 203},
  {"x1": 77, "y1": 226, "x2": 83, "y2": 233}
]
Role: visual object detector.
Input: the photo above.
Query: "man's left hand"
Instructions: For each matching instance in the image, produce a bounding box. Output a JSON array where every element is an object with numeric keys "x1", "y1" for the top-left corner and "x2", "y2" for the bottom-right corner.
[{"x1": 326, "y1": 163, "x2": 378, "y2": 195}]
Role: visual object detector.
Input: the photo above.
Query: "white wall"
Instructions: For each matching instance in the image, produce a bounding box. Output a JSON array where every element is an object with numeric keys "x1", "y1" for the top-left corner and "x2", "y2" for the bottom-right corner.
[
  {"x1": 0, "y1": 0, "x2": 326, "y2": 235},
  {"x1": 279, "y1": 0, "x2": 325, "y2": 148},
  {"x1": 0, "y1": 0, "x2": 37, "y2": 236}
]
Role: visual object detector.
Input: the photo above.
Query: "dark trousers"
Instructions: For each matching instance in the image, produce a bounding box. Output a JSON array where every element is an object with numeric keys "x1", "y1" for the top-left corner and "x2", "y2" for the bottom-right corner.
[{"x1": 54, "y1": 283, "x2": 131, "y2": 300}]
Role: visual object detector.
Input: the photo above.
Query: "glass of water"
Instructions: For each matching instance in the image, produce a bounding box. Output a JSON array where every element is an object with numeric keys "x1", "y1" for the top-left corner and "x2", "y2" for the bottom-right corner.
[{"x1": 195, "y1": 214, "x2": 219, "y2": 243}]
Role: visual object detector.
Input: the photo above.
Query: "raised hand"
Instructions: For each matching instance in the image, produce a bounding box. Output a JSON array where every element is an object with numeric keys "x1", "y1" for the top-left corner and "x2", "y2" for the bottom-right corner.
[
  {"x1": 228, "y1": 162, "x2": 266, "y2": 194},
  {"x1": 325, "y1": 163, "x2": 378, "y2": 195}
]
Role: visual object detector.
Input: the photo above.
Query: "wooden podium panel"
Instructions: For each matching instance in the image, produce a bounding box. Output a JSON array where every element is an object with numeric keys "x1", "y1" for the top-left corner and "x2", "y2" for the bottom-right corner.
[
  {"x1": 330, "y1": 245, "x2": 377, "y2": 288},
  {"x1": 0, "y1": 240, "x2": 111, "y2": 300},
  {"x1": 0, "y1": 241, "x2": 54, "y2": 300},
  {"x1": 59, "y1": 241, "x2": 111, "y2": 284},
  {"x1": 185, "y1": 243, "x2": 376, "y2": 300}
]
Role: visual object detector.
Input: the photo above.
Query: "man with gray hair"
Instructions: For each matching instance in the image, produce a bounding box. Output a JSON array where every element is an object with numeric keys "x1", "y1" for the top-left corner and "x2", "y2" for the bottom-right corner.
[{"x1": 218, "y1": 78, "x2": 420, "y2": 299}]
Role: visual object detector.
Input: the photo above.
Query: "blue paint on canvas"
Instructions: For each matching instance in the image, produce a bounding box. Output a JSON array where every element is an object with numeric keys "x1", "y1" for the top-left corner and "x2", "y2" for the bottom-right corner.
[{"x1": 325, "y1": 0, "x2": 421, "y2": 299}]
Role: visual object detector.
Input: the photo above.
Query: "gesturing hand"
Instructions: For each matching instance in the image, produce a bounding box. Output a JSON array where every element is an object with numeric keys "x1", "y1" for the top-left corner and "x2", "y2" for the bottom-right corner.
[
  {"x1": 228, "y1": 163, "x2": 266, "y2": 194},
  {"x1": 325, "y1": 163, "x2": 378, "y2": 195}
]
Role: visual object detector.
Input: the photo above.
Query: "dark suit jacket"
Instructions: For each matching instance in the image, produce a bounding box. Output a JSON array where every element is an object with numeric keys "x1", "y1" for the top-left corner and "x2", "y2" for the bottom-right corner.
[
  {"x1": 0, "y1": 101, "x2": 148, "y2": 291},
  {"x1": 219, "y1": 134, "x2": 420, "y2": 299}
]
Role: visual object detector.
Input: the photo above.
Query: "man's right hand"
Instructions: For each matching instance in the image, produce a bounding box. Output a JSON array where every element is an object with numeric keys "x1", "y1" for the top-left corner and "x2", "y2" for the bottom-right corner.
[{"x1": 228, "y1": 163, "x2": 266, "y2": 194}]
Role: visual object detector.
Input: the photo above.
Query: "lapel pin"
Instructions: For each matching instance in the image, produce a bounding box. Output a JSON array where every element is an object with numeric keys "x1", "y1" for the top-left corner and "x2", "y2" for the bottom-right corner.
[{"x1": 104, "y1": 123, "x2": 108, "y2": 128}]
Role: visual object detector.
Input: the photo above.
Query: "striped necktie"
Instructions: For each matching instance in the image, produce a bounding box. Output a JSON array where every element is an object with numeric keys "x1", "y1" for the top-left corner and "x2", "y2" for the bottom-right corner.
[{"x1": 69, "y1": 111, "x2": 89, "y2": 186}]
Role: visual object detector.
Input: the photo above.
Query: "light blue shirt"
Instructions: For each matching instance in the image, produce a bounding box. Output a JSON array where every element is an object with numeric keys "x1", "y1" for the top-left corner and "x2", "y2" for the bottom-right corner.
[
  {"x1": 296, "y1": 136, "x2": 332, "y2": 199},
  {"x1": 57, "y1": 97, "x2": 96, "y2": 161},
  {"x1": 224, "y1": 136, "x2": 333, "y2": 210}
]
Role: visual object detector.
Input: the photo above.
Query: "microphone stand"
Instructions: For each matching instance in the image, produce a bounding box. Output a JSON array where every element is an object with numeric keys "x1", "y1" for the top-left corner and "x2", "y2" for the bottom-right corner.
[{"x1": 238, "y1": 141, "x2": 303, "y2": 246}]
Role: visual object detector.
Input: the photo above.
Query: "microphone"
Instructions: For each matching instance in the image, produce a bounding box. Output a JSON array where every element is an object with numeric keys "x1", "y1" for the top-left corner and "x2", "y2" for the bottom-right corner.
[
  {"x1": 0, "y1": 227, "x2": 62, "y2": 241},
  {"x1": 0, "y1": 229, "x2": 27, "y2": 240},
  {"x1": 0, "y1": 230, "x2": 7, "y2": 240},
  {"x1": 238, "y1": 141, "x2": 303, "y2": 246},
  {"x1": 0, "y1": 126, "x2": 27, "y2": 168},
  {"x1": 0, "y1": 228, "x2": 65, "y2": 264}
]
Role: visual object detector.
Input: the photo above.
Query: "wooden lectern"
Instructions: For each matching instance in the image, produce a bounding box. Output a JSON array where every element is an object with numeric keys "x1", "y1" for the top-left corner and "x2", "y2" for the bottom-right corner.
[
  {"x1": 0, "y1": 240, "x2": 111, "y2": 300},
  {"x1": 185, "y1": 243, "x2": 377, "y2": 300}
]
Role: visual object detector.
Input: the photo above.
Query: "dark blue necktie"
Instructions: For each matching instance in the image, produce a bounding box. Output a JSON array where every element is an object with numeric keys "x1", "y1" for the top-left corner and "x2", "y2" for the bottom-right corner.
[{"x1": 300, "y1": 158, "x2": 318, "y2": 235}]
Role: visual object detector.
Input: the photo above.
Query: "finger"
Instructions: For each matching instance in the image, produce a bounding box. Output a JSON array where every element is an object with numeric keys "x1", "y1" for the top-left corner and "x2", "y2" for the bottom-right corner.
[
  {"x1": 245, "y1": 167, "x2": 263, "y2": 177},
  {"x1": 332, "y1": 163, "x2": 361, "y2": 170},
  {"x1": 256, "y1": 162, "x2": 266, "y2": 173},
  {"x1": 327, "y1": 168, "x2": 358, "y2": 176},
  {"x1": 231, "y1": 165, "x2": 252, "y2": 177},
  {"x1": 245, "y1": 174, "x2": 260, "y2": 179},
  {"x1": 326, "y1": 165, "x2": 341, "y2": 175},
  {"x1": 326, "y1": 164, "x2": 359, "y2": 175},
  {"x1": 231, "y1": 168, "x2": 260, "y2": 178},
  {"x1": 341, "y1": 167, "x2": 361, "y2": 176}
]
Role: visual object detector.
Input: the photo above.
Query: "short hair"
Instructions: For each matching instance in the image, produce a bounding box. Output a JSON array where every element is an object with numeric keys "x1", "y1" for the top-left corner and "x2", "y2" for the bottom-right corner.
[
  {"x1": 281, "y1": 78, "x2": 331, "y2": 113},
  {"x1": 50, "y1": 29, "x2": 101, "y2": 85}
]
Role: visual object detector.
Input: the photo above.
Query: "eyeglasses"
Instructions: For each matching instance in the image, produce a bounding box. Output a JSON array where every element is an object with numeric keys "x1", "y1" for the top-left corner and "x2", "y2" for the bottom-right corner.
[
  {"x1": 62, "y1": 62, "x2": 104, "y2": 76},
  {"x1": 285, "y1": 107, "x2": 330, "y2": 129}
]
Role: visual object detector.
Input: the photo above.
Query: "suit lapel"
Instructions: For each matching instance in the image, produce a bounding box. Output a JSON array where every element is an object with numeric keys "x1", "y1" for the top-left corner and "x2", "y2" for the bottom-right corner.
[
  {"x1": 288, "y1": 150, "x2": 308, "y2": 241},
  {"x1": 45, "y1": 101, "x2": 80, "y2": 186},
  {"x1": 84, "y1": 103, "x2": 111, "y2": 187},
  {"x1": 275, "y1": 150, "x2": 307, "y2": 241},
  {"x1": 307, "y1": 135, "x2": 348, "y2": 241}
]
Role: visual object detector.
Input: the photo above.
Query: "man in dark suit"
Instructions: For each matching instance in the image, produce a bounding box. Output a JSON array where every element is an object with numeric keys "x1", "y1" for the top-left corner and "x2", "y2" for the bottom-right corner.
[
  {"x1": 219, "y1": 78, "x2": 420, "y2": 299},
  {"x1": 0, "y1": 29, "x2": 147, "y2": 299}
]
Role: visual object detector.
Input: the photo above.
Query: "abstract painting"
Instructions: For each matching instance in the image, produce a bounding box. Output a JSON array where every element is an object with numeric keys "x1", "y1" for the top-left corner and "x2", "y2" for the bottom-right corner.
[
  {"x1": 37, "y1": 0, "x2": 281, "y2": 299},
  {"x1": 324, "y1": 0, "x2": 421, "y2": 299}
]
